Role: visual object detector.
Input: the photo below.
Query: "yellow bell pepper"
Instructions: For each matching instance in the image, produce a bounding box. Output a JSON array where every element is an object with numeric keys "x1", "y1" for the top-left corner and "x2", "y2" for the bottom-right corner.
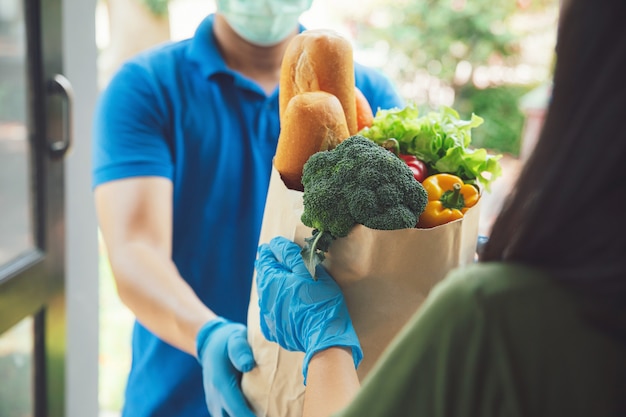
[{"x1": 417, "y1": 173, "x2": 479, "y2": 228}]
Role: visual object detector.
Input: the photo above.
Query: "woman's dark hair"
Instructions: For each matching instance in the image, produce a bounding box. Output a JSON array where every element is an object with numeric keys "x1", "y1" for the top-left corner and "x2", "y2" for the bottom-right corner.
[{"x1": 481, "y1": 0, "x2": 626, "y2": 303}]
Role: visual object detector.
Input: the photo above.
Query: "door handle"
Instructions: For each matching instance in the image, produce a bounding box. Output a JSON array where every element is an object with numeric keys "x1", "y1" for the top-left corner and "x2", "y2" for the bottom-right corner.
[{"x1": 47, "y1": 74, "x2": 74, "y2": 157}]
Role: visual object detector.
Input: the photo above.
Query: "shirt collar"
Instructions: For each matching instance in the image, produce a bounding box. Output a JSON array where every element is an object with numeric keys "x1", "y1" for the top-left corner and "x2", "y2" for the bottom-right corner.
[{"x1": 187, "y1": 14, "x2": 227, "y2": 79}]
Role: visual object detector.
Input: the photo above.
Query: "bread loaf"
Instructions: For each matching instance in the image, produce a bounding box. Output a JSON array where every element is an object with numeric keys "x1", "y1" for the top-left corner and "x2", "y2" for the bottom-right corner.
[
  {"x1": 279, "y1": 29, "x2": 357, "y2": 135},
  {"x1": 274, "y1": 91, "x2": 350, "y2": 191}
]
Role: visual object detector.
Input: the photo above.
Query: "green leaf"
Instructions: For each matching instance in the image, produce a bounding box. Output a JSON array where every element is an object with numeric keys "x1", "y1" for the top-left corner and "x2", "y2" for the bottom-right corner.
[{"x1": 360, "y1": 104, "x2": 501, "y2": 190}]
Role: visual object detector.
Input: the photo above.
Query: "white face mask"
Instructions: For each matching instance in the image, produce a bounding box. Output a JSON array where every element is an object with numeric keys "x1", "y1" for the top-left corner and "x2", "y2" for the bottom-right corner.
[{"x1": 217, "y1": 0, "x2": 313, "y2": 47}]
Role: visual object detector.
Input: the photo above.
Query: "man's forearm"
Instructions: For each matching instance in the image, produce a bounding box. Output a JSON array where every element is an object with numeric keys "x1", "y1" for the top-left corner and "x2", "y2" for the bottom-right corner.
[{"x1": 108, "y1": 240, "x2": 215, "y2": 355}]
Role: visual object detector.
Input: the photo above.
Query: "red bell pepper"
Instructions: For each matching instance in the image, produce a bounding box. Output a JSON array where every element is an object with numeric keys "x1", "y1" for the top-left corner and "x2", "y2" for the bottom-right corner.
[
  {"x1": 399, "y1": 154, "x2": 427, "y2": 182},
  {"x1": 381, "y1": 138, "x2": 428, "y2": 182}
]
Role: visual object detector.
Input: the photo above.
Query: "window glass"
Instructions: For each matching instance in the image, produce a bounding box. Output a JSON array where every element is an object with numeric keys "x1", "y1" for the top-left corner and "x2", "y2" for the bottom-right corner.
[
  {"x1": 0, "y1": 316, "x2": 34, "y2": 417},
  {"x1": 0, "y1": 0, "x2": 33, "y2": 265}
]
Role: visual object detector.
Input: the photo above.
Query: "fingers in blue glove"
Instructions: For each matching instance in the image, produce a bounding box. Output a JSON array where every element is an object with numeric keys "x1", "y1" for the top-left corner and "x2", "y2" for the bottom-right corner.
[
  {"x1": 227, "y1": 331, "x2": 255, "y2": 373},
  {"x1": 267, "y1": 236, "x2": 311, "y2": 276},
  {"x1": 255, "y1": 236, "x2": 363, "y2": 384},
  {"x1": 256, "y1": 237, "x2": 332, "y2": 285},
  {"x1": 196, "y1": 318, "x2": 256, "y2": 417}
]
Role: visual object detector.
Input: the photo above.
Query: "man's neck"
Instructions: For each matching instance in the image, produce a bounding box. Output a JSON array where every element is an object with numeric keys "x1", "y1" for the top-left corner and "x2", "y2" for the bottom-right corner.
[{"x1": 213, "y1": 14, "x2": 298, "y2": 95}]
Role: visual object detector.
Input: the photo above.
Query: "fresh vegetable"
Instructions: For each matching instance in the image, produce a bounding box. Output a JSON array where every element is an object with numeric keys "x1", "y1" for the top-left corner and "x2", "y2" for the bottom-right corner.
[
  {"x1": 359, "y1": 104, "x2": 502, "y2": 191},
  {"x1": 355, "y1": 86, "x2": 374, "y2": 131},
  {"x1": 300, "y1": 135, "x2": 429, "y2": 277},
  {"x1": 400, "y1": 154, "x2": 428, "y2": 182},
  {"x1": 381, "y1": 138, "x2": 428, "y2": 182},
  {"x1": 417, "y1": 173, "x2": 480, "y2": 228}
]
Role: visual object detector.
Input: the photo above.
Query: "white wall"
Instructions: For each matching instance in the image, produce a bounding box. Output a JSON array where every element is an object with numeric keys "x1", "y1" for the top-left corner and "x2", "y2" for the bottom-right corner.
[{"x1": 63, "y1": 0, "x2": 100, "y2": 415}]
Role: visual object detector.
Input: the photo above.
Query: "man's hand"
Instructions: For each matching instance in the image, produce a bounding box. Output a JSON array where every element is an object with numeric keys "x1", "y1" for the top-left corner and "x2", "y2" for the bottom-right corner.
[{"x1": 196, "y1": 318, "x2": 256, "y2": 417}]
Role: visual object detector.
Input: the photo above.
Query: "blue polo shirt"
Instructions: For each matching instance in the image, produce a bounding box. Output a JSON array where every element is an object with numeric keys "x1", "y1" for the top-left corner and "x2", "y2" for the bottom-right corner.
[{"x1": 93, "y1": 14, "x2": 404, "y2": 417}]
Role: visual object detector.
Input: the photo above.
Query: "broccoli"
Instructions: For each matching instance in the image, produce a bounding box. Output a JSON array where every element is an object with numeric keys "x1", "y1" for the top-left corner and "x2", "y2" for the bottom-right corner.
[{"x1": 300, "y1": 135, "x2": 428, "y2": 277}]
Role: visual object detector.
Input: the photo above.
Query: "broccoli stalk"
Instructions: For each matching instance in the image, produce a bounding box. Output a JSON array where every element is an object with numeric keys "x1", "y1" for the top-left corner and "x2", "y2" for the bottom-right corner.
[{"x1": 300, "y1": 135, "x2": 429, "y2": 278}]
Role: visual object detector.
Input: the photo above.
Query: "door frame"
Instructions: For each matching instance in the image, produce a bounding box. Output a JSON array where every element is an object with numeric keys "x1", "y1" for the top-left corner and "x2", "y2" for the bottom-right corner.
[
  {"x1": 0, "y1": 0, "x2": 68, "y2": 415},
  {"x1": 1, "y1": 0, "x2": 103, "y2": 414}
]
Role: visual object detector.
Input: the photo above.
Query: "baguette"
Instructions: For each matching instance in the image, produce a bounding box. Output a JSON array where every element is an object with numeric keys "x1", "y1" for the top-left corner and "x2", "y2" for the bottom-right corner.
[
  {"x1": 279, "y1": 29, "x2": 357, "y2": 135},
  {"x1": 274, "y1": 91, "x2": 350, "y2": 191}
]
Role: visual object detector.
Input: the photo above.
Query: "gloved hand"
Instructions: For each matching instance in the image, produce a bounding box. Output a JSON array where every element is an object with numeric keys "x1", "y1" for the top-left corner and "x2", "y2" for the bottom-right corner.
[
  {"x1": 196, "y1": 318, "x2": 256, "y2": 417},
  {"x1": 476, "y1": 234, "x2": 489, "y2": 260},
  {"x1": 255, "y1": 236, "x2": 362, "y2": 383}
]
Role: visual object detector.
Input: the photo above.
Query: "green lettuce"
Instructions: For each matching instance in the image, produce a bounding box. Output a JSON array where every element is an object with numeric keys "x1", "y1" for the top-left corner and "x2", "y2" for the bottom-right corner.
[{"x1": 359, "y1": 104, "x2": 502, "y2": 191}]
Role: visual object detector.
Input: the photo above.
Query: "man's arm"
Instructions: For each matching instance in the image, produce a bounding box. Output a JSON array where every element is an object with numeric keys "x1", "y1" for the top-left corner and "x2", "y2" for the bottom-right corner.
[{"x1": 95, "y1": 176, "x2": 215, "y2": 355}]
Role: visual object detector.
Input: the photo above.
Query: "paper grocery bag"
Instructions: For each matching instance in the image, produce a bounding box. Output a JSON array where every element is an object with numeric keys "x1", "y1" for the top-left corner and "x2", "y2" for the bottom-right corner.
[{"x1": 242, "y1": 165, "x2": 481, "y2": 417}]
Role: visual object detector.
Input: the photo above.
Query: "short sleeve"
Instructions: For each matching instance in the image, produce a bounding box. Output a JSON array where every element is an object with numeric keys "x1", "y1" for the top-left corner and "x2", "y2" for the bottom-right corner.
[
  {"x1": 333, "y1": 271, "x2": 519, "y2": 417},
  {"x1": 92, "y1": 61, "x2": 174, "y2": 188}
]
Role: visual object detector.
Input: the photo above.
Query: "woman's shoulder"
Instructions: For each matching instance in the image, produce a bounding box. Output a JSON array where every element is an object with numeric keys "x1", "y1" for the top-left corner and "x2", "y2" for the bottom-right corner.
[
  {"x1": 430, "y1": 262, "x2": 625, "y2": 349},
  {"x1": 422, "y1": 262, "x2": 582, "y2": 336},
  {"x1": 438, "y1": 262, "x2": 557, "y2": 303}
]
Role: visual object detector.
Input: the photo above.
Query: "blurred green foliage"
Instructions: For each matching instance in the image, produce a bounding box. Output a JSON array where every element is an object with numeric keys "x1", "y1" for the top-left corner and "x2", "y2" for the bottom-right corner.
[
  {"x1": 352, "y1": 0, "x2": 556, "y2": 155},
  {"x1": 355, "y1": 0, "x2": 526, "y2": 84},
  {"x1": 99, "y1": 252, "x2": 133, "y2": 412},
  {"x1": 0, "y1": 353, "x2": 31, "y2": 417},
  {"x1": 141, "y1": 0, "x2": 169, "y2": 16},
  {"x1": 454, "y1": 84, "x2": 536, "y2": 156}
]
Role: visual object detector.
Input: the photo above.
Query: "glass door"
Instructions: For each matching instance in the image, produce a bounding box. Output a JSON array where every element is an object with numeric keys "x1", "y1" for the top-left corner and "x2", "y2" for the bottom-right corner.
[{"x1": 0, "y1": 0, "x2": 69, "y2": 415}]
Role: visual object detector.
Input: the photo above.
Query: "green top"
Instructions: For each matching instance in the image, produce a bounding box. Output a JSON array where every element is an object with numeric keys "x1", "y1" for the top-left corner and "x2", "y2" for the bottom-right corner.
[{"x1": 334, "y1": 262, "x2": 626, "y2": 417}]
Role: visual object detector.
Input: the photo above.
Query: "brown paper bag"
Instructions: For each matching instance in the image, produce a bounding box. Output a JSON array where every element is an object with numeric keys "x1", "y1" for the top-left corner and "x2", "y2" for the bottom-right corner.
[{"x1": 242, "y1": 165, "x2": 481, "y2": 417}]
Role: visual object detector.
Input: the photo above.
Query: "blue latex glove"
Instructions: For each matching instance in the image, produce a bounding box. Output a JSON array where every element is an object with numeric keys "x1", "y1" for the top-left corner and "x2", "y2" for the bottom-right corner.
[
  {"x1": 476, "y1": 234, "x2": 489, "y2": 260},
  {"x1": 255, "y1": 236, "x2": 362, "y2": 383},
  {"x1": 196, "y1": 318, "x2": 256, "y2": 417}
]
